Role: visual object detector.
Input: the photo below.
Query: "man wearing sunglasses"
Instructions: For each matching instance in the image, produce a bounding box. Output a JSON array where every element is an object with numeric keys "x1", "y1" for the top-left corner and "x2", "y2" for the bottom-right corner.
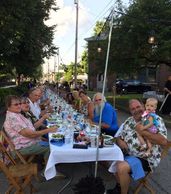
[{"x1": 92, "y1": 92, "x2": 118, "y2": 136}]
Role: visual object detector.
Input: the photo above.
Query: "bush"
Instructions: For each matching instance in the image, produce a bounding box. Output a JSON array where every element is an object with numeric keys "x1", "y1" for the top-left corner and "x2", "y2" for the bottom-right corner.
[{"x1": 0, "y1": 82, "x2": 30, "y2": 106}]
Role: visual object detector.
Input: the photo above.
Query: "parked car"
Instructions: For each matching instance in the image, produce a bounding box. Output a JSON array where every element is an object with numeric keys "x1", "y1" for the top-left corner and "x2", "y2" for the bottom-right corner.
[{"x1": 115, "y1": 79, "x2": 152, "y2": 94}]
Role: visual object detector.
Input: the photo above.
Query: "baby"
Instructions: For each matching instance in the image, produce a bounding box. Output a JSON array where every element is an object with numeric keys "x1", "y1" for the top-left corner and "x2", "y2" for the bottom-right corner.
[{"x1": 137, "y1": 98, "x2": 159, "y2": 156}]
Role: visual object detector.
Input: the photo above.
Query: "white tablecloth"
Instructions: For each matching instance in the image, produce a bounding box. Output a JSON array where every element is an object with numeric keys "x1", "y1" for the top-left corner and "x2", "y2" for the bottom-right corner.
[{"x1": 44, "y1": 143, "x2": 124, "y2": 180}]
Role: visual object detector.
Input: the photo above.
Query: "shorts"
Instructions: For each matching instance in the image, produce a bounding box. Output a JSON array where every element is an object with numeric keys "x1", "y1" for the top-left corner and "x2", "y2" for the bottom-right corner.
[{"x1": 138, "y1": 157, "x2": 151, "y2": 172}]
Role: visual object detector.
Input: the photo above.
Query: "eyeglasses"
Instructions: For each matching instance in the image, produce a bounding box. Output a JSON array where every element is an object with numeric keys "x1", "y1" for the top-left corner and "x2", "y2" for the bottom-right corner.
[
  {"x1": 11, "y1": 103, "x2": 21, "y2": 106},
  {"x1": 95, "y1": 99, "x2": 102, "y2": 102}
]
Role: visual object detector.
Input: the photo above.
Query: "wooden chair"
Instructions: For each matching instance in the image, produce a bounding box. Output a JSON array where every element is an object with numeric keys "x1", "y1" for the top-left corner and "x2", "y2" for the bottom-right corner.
[
  {"x1": 134, "y1": 140, "x2": 171, "y2": 194},
  {"x1": 0, "y1": 128, "x2": 35, "y2": 163},
  {"x1": 0, "y1": 134, "x2": 38, "y2": 194}
]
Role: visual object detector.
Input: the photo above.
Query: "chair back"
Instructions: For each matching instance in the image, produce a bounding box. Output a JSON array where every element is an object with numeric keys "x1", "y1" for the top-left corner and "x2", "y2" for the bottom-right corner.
[
  {"x1": 134, "y1": 140, "x2": 171, "y2": 194},
  {"x1": 0, "y1": 128, "x2": 27, "y2": 165},
  {"x1": 0, "y1": 129, "x2": 38, "y2": 194}
]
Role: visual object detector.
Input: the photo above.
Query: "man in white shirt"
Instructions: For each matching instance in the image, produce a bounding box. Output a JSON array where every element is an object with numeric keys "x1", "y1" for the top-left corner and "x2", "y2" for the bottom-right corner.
[{"x1": 28, "y1": 88, "x2": 44, "y2": 119}]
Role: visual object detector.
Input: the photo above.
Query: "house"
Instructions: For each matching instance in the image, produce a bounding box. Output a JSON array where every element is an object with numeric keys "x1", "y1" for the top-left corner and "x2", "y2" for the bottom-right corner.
[{"x1": 85, "y1": 34, "x2": 117, "y2": 91}]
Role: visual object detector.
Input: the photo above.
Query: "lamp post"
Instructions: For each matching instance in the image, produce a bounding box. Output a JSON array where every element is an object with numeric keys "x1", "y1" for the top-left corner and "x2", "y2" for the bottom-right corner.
[{"x1": 74, "y1": 0, "x2": 79, "y2": 88}]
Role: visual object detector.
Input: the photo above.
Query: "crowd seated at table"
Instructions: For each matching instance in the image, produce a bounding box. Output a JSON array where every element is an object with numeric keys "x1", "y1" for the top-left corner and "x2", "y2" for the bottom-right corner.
[{"x1": 2, "y1": 82, "x2": 169, "y2": 194}]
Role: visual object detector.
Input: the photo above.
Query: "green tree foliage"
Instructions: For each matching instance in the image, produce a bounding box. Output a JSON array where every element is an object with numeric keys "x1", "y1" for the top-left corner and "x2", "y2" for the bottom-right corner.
[
  {"x1": 0, "y1": 0, "x2": 58, "y2": 82},
  {"x1": 93, "y1": 21, "x2": 105, "y2": 35},
  {"x1": 80, "y1": 49, "x2": 88, "y2": 73},
  {"x1": 64, "y1": 63, "x2": 74, "y2": 82},
  {"x1": 111, "y1": 0, "x2": 171, "y2": 72},
  {"x1": 88, "y1": 0, "x2": 171, "y2": 77}
]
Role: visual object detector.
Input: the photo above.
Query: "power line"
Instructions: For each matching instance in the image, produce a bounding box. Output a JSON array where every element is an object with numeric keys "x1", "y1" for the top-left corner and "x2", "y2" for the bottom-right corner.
[{"x1": 61, "y1": 0, "x2": 115, "y2": 62}]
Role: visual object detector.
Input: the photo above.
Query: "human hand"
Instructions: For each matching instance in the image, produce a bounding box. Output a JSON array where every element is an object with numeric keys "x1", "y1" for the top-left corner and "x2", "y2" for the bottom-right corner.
[
  {"x1": 42, "y1": 113, "x2": 50, "y2": 120},
  {"x1": 117, "y1": 138, "x2": 128, "y2": 151},
  {"x1": 135, "y1": 123, "x2": 144, "y2": 132},
  {"x1": 48, "y1": 126, "x2": 58, "y2": 133},
  {"x1": 47, "y1": 106, "x2": 53, "y2": 113}
]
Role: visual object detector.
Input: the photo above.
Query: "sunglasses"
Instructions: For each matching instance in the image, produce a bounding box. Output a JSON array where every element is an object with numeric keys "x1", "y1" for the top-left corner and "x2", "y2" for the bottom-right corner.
[
  {"x1": 11, "y1": 103, "x2": 21, "y2": 106},
  {"x1": 95, "y1": 99, "x2": 102, "y2": 102}
]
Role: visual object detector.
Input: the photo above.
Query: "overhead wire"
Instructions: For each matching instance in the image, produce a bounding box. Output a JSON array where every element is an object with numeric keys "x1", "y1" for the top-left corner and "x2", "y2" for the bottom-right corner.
[{"x1": 61, "y1": 0, "x2": 115, "y2": 63}]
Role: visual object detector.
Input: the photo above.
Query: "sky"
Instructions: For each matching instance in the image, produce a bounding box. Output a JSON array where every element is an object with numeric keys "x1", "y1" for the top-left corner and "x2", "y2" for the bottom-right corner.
[{"x1": 43, "y1": 0, "x2": 129, "y2": 73}]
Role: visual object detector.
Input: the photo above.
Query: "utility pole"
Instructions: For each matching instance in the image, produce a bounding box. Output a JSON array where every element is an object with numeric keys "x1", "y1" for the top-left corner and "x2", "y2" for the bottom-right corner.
[
  {"x1": 54, "y1": 55, "x2": 56, "y2": 82},
  {"x1": 48, "y1": 60, "x2": 50, "y2": 82},
  {"x1": 57, "y1": 48, "x2": 60, "y2": 81},
  {"x1": 74, "y1": 0, "x2": 79, "y2": 88}
]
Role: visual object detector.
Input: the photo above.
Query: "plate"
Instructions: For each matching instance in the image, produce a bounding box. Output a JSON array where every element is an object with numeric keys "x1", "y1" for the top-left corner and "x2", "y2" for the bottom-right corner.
[
  {"x1": 103, "y1": 139, "x2": 114, "y2": 147},
  {"x1": 102, "y1": 134, "x2": 113, "y2": 140},
  {"x1": 47, "y1": 118, "x2": 57, "y2": 122}
]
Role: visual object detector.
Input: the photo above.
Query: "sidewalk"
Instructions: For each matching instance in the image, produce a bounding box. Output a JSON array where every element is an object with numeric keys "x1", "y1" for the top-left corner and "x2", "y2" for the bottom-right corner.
[{"x1": 0, "y1": 110, "x2": 171, "y2": 194}]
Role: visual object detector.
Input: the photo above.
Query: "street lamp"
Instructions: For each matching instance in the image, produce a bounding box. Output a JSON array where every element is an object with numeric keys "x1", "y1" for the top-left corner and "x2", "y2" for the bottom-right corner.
[
  {"x1": 148, "y1": 30, "x2": 155, "y2": 44},
  {"x1": 97, "y1": 46, "x2": 102, "y2": 53},
  {"x1": 148, "y1": 30, "x2": 158, "y2": 52}
]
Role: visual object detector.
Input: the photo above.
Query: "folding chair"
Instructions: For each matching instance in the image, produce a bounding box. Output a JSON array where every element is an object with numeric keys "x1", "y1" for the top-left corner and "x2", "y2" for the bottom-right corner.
[
  {"x1": 0, "y1": 128, "x2": 35, "y2": 163},
  {"x1": 0, "y1": 137, "x2": 37, "y2": 194},
  {"x1": 134, "y1": 140, "x2": 171, "y2": 194}
]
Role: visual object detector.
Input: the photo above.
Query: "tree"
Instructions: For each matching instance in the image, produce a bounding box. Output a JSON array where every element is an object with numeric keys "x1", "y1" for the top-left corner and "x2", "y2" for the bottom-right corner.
[
  {"x1": 80, "y1": 49, "x2": 88, "y2": 73},
  {"x1": 110, "y1": 0, "x2": 171, "y2": 73},
  {"x1": 88, "y1": 0, "x2": 171, "y2": 78},
  {"x1": 0, "y1": 0, "x2": 58, "y2": 83}
]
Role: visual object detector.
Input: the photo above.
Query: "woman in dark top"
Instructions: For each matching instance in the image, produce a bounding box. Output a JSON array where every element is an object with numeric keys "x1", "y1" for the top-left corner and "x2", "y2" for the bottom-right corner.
[
  {"x1": 20, "y1": 97, "x2": 50, "y2": 130},
  {"x1": 162, "y1": 75, "x2": 171, "y2": 115}
]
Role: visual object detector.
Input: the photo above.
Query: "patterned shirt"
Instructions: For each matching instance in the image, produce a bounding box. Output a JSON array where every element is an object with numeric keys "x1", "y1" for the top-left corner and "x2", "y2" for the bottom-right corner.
[
  {"x1": 4, "y1": 111, "x2": 40, "y2": 150},
  {"x1": 119, "y1": 116, "x2": 167, "y2": 171}
]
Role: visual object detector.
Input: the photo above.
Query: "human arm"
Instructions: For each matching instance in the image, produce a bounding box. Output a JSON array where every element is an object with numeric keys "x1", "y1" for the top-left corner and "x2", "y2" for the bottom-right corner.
[
  {"x1": 116, "y1": 137, "x2": 128, "y2": 151},
  {"x1": 87, "y1": 102, "x2": 94, "y2": 120},
  {"x1": 136, "y1": 120, "x2": 167, "y2": 146},
  {"x1": 135, "y1": 116, "x2": 153, "y2": 131},
  {"x1": 39, "y1": 99, "x2": 50, "y2": 109},
  {"x1": 19, "y1": 126, "x2": 57, "y2": 139},
  {"x1": 40, "y1": 106, "x2": 53, "y2": 117},
  {"x1": 164, "y1": 81, "x2": 171, "y2": 94},
  {"x1": 100, "y1": 103, "x2": 115, "y2": 129},
  {"x1": 33, "y1": 113, "x2": 50, "y2": 129},
  {"x1": 164, "y1": 87, "x2": 171, "y2": 94}
]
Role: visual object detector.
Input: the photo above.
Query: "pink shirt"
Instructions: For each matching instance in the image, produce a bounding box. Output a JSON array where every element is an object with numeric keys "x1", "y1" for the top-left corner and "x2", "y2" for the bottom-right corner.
[{"x1": 4, "y1": 111, "x2": 40, "y2": 150}]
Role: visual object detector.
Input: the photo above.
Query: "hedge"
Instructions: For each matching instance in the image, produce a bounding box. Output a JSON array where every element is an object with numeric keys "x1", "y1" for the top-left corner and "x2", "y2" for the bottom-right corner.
[{"x1": 0, "y1": 82, "x2": 30, "y2": 106}]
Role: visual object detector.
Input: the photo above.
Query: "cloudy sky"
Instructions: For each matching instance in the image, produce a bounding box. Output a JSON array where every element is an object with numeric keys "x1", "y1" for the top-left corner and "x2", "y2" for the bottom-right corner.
[{"x1": 43, "y1": 0, "x2": 129, "y2": 73}]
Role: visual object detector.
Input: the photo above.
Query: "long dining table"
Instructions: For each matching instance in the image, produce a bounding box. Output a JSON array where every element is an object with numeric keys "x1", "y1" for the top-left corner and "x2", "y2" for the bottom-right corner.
[
  {"x1": 44, "y1": 138, "x2": 124, "y2": 180},
  {"x1": 44, "y1": 89, "x2": 124, "y2": 180}
]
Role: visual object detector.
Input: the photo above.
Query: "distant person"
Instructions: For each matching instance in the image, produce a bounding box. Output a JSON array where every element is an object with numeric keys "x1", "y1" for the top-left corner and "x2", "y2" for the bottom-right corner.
[
  {"x1": 161, "y1": 75, "x2": 171, "y2": 115},
  {"x1": 136, "y1": 98, "x2": 159, "y2": 157},
  {"x1": 72, "y1": 90, "x2": 81, "y2": 111},
  {"x1": 28, "y1": 87, "x2": 52, "y2": 119},
  {"x1": 79, "y1": 90, "x2": 94, "y2": 120},
  {"x1": 20, "y1": 97, "x2": 50, "y2": 130},
  {"x1": 66, "y1": 92, "x2": 74, "y2": 105},
  {"x1": 92, "y1": 92, "x2": 118, "y2": 136}
]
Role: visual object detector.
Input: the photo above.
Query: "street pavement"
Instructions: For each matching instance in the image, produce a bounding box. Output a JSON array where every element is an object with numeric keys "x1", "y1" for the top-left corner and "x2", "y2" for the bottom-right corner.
[{"x1": 0, "y1": 110, "x2": 171, "y2": 194}]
